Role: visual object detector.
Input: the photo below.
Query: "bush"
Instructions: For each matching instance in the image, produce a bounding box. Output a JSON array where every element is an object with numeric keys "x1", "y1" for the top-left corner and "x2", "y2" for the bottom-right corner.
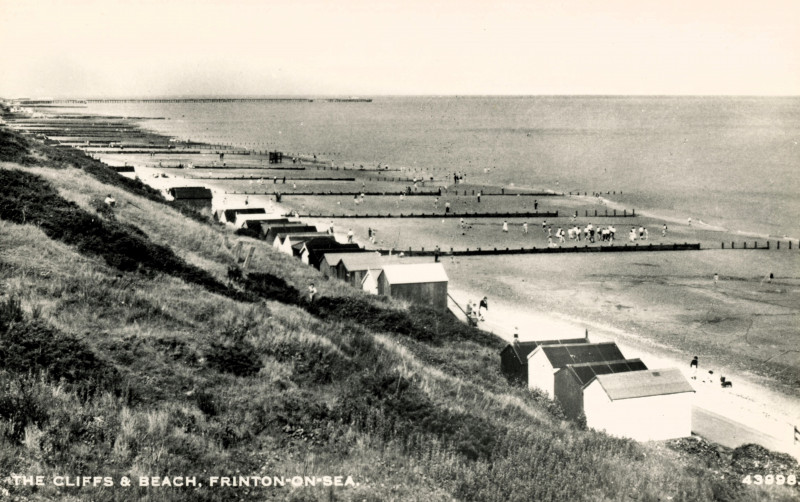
[
  {"x1": 0, "y1": 298, "x2": 121, "y2": 397},
  {"x1": 205, "y1": 340, "x2": 262, "y2": 377}
]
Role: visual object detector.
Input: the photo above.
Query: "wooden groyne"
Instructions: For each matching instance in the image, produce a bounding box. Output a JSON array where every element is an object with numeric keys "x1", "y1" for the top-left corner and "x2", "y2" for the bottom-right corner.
[
  {"x1": 721, "y1": 241, "x2": 796, "y2": 250},
  {"x1": 292, "y1": 211, "x2": 560, "y2": 219},
  {"x1": 378, "y1": 242, "x2": 701, "y2": 257}
]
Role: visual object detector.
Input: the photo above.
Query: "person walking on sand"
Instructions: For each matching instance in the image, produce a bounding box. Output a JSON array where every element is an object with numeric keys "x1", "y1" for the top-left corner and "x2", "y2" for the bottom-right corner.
[
  {"x1": 502, "y1": 221, "x2": 509, "y2": 233},
  {"x1": 662, "y1": 223, "x2": 668, "y2": 237},
  {"x1": 477, "y1": 191, "x2": 481, "y2": 203},
  {"x1": 690, "y1": 356, "x2": 698, "y2": 380},
  {"x1": 479, "y1": 296, "x2": 488, "y2": 318},
  {"x1": 347, "y1": 229, "x2": 354, "y2": 243},
  {"x1": 523, "y1": 222, "x2": 528, "y2": 234},
  {"x1": 714, "y1": 273, "x2": 719, "y2": 286},
  {"x1": 542, "y1": 220, "x2": 547, "y2": 231}
]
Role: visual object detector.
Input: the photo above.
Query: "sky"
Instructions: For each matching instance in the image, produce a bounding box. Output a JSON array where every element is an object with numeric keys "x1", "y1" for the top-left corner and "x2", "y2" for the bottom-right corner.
[{"x1": 1, "y1": 0, "x2": 798, "y2": 97}]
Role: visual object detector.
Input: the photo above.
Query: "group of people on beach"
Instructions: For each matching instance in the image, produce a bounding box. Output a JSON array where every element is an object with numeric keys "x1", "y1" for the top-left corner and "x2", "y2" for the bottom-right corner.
[{"x1": 465, "y1": 296, "x2": 489, "y2": 324}]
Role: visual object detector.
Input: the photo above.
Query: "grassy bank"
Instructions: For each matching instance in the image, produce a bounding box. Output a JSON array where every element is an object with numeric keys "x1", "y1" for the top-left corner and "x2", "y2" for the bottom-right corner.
[{"x1": 1, "y1": 125, "x2": 798, "y2": 501}]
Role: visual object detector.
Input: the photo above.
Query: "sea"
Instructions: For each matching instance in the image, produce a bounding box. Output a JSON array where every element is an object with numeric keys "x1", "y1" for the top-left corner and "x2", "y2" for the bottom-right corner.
[{"x1": 61, "y1": 96, "x2": 800, "y2": 239}]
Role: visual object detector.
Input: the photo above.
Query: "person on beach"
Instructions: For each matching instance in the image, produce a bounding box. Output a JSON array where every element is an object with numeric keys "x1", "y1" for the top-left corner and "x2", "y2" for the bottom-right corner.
[
  {"x1": 347, "y1": 229, "x2": 354, "y2": 243},
  {"x1": 542, "y1": 220, "x2": 547, "y2": 231},
  {"x1": 638, "y1": 226, "x2": 645, "y2": 239},
  {"x1": 609, "y1": 225, "x2": 616, "y2": 241},
  {"x1": 629, "y1": 227, "x2": 636, "y2": 242},
  {"x1": 690, "y1": 356, "x2": 698, "y2": 379},
  {"x1": 688, "y1": 217, "x2": 692, "y2": 226},
  {"x1": 502, "y1": 221, "x2": 509, "y2": 233},
  {"x1": 445, "y1": 202, "x2": 451, "y2": 214},
  {"x1": 477, "y1": 191, "x2": 481, "y2": 203},
  {"x1": 662, "y1": 223, "x2": 668, "y2": 237},
  {"x1": 714, "y1": 273, "x2": 719, "y2": 286},
  {"x1": 534, "y1": 200, "x2": 538, "y2": 210},
  {"x1": 558, "y1": 227, "x2": 565, "y2": 243},
  {"x1": 479, "y1": 296, "x2": 488, "y2": 318},
  {"x1": 523, "y1": 222, "x2": 528, "y2": 234},
  {"x1": 308, "y1": 283, "x2": 318, "y2": 302},
  {"x1": 644, "y1": 227, "x2": 649, "y2": 240}
]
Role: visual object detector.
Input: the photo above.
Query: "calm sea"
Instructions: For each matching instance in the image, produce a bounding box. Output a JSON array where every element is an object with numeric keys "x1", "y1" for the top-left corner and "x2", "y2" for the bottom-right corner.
[{"x1": 72, "y1": 96, "x2": 800, "y2": 238}]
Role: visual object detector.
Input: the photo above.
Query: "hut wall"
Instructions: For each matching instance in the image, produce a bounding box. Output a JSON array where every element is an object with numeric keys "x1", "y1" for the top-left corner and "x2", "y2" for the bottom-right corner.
[
  {"x1": 500, "y1": 346, "x2": 526, "y2": 384},
  {"x1": 527, "y1": 351, "x2": 555, "y2": 397},
  {"x1": 386, "y1": 281, "x2": 447, "y2": 311},
  {"x1": 583, "y1": 383, "x2": 693, "y2": 441},
  {"x1": 553, "y1": 370, "x2": 585, "y2": 420}
]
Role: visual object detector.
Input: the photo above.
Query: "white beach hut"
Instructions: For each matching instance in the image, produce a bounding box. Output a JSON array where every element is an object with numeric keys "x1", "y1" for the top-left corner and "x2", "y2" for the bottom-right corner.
[{"x1": 582, "y1": 368, "x2": 695, "y2": 441}]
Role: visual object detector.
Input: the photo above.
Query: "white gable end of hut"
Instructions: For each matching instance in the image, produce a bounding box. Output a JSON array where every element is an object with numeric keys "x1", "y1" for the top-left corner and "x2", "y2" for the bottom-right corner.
[{"x1": 583, "y1": 368, "x2": 694, "y2": 441}]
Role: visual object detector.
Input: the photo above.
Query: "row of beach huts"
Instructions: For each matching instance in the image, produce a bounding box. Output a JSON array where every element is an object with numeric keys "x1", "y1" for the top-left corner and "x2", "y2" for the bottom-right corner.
[
  {"x1": 215, "y1": 205, "x2": 450, "y2": 312},
  {"x1": 210, "y1": 201, "x2": 694, "y2": 444}
]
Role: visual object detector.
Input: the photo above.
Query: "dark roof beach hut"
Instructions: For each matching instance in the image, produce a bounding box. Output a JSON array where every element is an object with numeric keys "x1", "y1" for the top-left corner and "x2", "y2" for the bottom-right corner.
[
  {"x1": 300, "y1": 238, "x2": 364, "y2": 269},
  {"x1": 263, "y1": 224, "x2": 318, "y2": 243},
  {"x1": 553, "y1": 359, "x2": 648, "y2": 420},
  {"x1": 168, "y1": 186, "x2": 213, "y2": 210},
  {"x1": 274, "y1": 232, "x2": 330, "y2": 254},
  {"x1": 527, "y1": 342, "x2": 627, "y2": 397},
  {"x1": 500, "y1": 337, "x2": 588, "y2": 385}
]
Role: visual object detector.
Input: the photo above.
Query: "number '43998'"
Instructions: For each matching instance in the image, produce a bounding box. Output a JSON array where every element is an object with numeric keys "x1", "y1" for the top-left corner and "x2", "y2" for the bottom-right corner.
[{"x1": 742, "y1": 474, "x2": 797, "y2": 486}]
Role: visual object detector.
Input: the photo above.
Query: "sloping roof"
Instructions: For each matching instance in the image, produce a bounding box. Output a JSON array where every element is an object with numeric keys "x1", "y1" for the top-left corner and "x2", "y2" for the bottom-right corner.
[
  {"x1": 337, "y1": 252, "x2": 393, "y2": 272},
  {"x1": 263, "y1": 225, "x2": 317, "y2": 238},
  {"x1": 507, "y1": 338, "x2": 588, "y2": 364},
  {"x1": 379, "y1": 263, "x2": 448, "y2": 285},
  {"x1": 562, "y1": 358, "x2": 648, "y2": 388},
  {"x1": 302, "y1": 241, "x2": 365, "y2": 268},
  {"x1": 594, "y1": 368, "x2": 695, "y2": 401},
  {"x1": 223, "y1": 207, "x2": 265, "y2": 221},
  {"x1": 534, "y1": 342, "x2": 625, "y2": 369},
  {"x1": 245, "y1": 219, "x2": 295, "y2": 231},
  {"x1": 169, "y1": 186, "x2": 212, "y2": 199},
  {"x1": 278, "y1": 232, "x2": 329, "y2": 244}
]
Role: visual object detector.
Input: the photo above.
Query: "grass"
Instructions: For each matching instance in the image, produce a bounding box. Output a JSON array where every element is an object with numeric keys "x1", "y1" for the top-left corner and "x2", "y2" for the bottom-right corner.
[{"x1": 0, "y1": 126, "x2": 798, "y2": 501}]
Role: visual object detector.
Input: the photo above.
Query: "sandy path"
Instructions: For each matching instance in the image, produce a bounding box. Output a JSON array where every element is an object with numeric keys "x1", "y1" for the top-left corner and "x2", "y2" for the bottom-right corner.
[{"x1": 449, "y1": 285, "x2": 800, "y2": 459}]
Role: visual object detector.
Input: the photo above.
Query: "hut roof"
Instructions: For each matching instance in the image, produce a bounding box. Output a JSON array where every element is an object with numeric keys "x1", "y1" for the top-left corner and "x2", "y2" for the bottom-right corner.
[
  {"x1": 278, "y1": 232, "x2": 329, "y2": 245},
  {"x1": 593, "y1": 368, "x2": 695, "y2": 401},
  {"x1": 507, "y1": 338, "x2": 588, "y2": 365},
  {"x1": 302, "y1": 239, "x2": 365, "y2": 268},
  {"x1": 263, "y1": 225, "x2": 317, "y2": 240},
  {"x1": 223, "y1": 207, "x2": 265, "y2": 221},
  {"x1": 379, "y1": 263, "x2": 448, "y2": 285},
  {"x1": 335, "y1": 252, "x2": 393, "y2": 272},
  {"x1": 169, "y1": 186, "x2": 212, "y2": 199},
  {"x1": 533, "y1": 342, "x2": 625, "y2": 368},
  {"x1": 561, "y1": 358, "x2": 648, "y2": 388}
]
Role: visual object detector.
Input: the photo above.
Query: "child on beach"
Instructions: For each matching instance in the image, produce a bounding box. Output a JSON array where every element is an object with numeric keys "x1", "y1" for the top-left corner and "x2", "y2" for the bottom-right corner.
[
  {"x1": 662, "y1": 224, "x2": 668, "y2": 236},
  {"x1": 502, "y1": 221, "x2": 509, "y2": 233},
  {"x1": 523, "y1": 222, "x2": 528, "y2": 233}
]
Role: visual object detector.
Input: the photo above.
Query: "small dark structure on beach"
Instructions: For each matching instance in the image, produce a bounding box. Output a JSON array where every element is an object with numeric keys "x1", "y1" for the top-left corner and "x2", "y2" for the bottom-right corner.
[
  {"x1": 168, "y1": 186, "x2": 213, "y2": 211},
  {"x1": 376, "y1": 263, "x2": 449, "y2": 312},
  {"x1": 500, "y1": 336, "x2": 588, "y2": 385}
]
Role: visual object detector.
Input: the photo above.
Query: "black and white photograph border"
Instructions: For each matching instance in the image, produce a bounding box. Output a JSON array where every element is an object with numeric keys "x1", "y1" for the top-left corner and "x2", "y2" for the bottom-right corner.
[{"x1": 0, "y1": 1, "x2": 798, "y2": 501}]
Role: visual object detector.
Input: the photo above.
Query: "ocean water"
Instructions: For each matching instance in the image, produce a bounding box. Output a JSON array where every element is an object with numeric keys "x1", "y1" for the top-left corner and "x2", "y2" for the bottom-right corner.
[{"x1": 69, "y1": 96, "x2": 800, "y2": 238}]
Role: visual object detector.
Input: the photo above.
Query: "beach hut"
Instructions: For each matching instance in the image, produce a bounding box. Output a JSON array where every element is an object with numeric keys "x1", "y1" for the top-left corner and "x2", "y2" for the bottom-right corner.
[
  {"x1": 376, "y1": 263, "x2": 449, "y2": 312},
  {"x1": 583, "y1": 368, "x2": 695, "y2": 441},
  {"x1": 500, "y1": 336, "x2": 589, "y2": 385},
  {"x1": 321, "y1": 252, "x2": 397, "y2": 286},
  {"x1": 233, "y1": 213, "x2": 283, "y2": 229},
  {"x1": 553, "y1": 358, "x2": 648, "y2": 420},
  {"x1": 215, "y1": 207, "x2": 266, "y2": 225},
  {"x1": 299, "y1": 238, "x2": 364, "y2": 269},
  {"x1": 274, "y1": 232, "x2": 330, "y2": 254},
  {"x1": 168, "y1": 186, "x2": 212, "y2": 210},
  {"x1": 263, "y1": 224, "x2": 318, "y2": 243},
  {"x1": 527, "y1": 342, "x2": 626, "y2": 398}
]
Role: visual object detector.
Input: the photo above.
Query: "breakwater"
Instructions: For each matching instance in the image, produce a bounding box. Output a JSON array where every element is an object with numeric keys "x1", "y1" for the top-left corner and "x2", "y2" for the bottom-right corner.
[{"x1": 378, "y1": 242, "x2": 701, "y2": 257}]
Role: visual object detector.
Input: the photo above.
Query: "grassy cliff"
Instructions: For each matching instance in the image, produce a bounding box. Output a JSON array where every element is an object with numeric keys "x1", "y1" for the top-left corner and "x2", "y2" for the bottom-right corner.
[{"x1": 0, "y1": 126, "x2": 797, "y2": 501}]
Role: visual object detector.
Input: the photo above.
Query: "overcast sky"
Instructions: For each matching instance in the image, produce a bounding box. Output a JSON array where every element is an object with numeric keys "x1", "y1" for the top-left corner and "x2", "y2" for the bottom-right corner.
[{"x1": 1, "y1": 0, "x2": 798, "y2": 97}]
